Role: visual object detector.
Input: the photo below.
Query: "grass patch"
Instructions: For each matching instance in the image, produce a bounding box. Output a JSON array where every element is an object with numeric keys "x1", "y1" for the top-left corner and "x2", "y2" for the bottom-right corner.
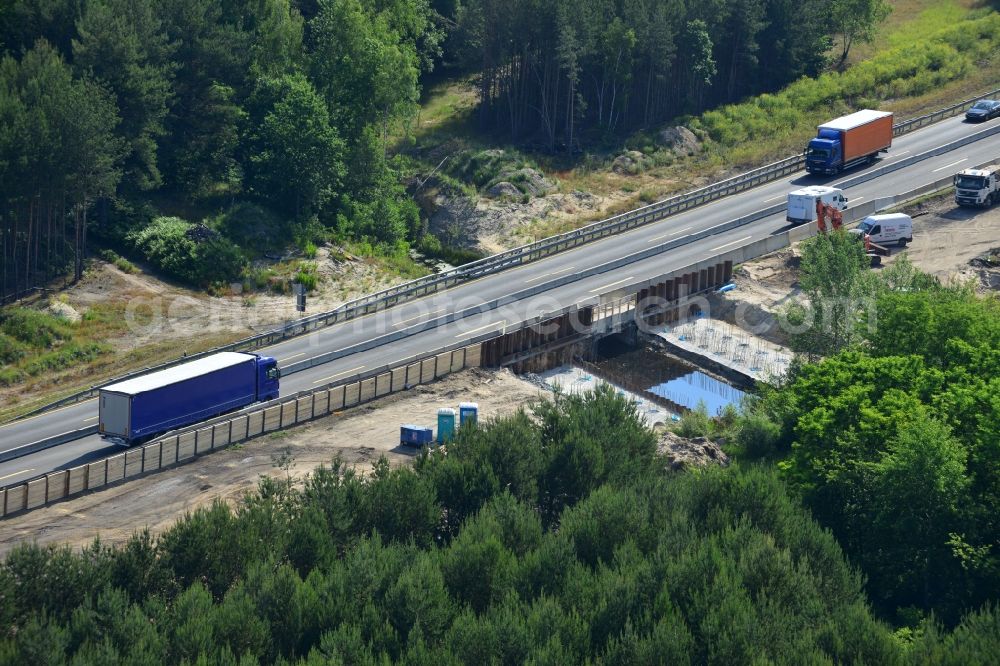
[
  {"x1": 692, "y1": 11, "x2": 1000, "y2": 166},
  {"x1": 0, "y1": 307, "x2": 116, "y2": 388},
  {"x1": 347, "y1": 241, "x2": 430, "y2": 281},
  {"x1": 416, "y1": 233, "x2": 484, "y2": 267},
  {"x1": 99, "y1": 249, "x2": 138, "y2": 274},
  {"x1": 294, "y1": 262, "x2": 319, "y2": 292}
]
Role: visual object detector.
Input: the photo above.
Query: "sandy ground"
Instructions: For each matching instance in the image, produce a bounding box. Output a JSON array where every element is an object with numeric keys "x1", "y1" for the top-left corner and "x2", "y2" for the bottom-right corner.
[
  {"x1": 0, "y1": 247, "x2": 409, "y2": 413},
  {"x1": 0, "y1": 368, "x2": 545, "y2": 556},
  {"x1": 73, "y1": 246, "x2": 405, "y2": 351},
  {"x1": 891, "y1": 196, "x2": 1000, "y2": 288}
]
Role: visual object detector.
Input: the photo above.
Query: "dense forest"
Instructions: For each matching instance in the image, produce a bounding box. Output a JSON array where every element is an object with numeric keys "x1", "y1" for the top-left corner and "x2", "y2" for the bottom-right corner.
[
  {"x1": 1, "y1": 231, "x2": 1000, "y2": 659},
  {"x1": 0, "y1": 0, "x2": 435, "y2": 300},
  {"x1": 0, "y1": 0, "x2": 901, "y2": 301},
  {"x1": 0, "y1": 385, "x2": 996, "y2": 664},
  {"x1": 444, "y1": 0, "x2": 890, "y2": 146}
]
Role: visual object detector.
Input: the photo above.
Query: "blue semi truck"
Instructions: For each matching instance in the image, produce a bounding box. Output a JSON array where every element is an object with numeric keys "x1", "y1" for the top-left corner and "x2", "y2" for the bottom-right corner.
[{"x1": 98, "y1": 352, "x2": 280, "y2": 445}]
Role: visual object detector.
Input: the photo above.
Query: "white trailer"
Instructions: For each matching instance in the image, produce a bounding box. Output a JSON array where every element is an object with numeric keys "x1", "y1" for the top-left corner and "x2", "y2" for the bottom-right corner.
[{"x1": 786, "y1": 186, "x2": 848, "y2": 225}]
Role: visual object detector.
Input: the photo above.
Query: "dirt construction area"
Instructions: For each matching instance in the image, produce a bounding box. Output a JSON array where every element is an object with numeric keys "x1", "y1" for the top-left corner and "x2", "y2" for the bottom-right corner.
[
  {"x1": 0, "y1": 368, "x2": 546, "y2": 556},
  {"x1": 706, "y1": 194, "x2": 1000, "y2": 346}
]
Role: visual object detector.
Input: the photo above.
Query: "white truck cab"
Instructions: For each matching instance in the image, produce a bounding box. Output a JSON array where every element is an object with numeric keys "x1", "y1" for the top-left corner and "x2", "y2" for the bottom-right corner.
[
  {"x1": 787, "y1": 186, "x2": 848, "y2": 225},
  {"x1": 849, "y1": 213, "x2": 913, "y2": 247},
  {"x1": 954, "y1": 165, "x2": 999, "y2": 208}
]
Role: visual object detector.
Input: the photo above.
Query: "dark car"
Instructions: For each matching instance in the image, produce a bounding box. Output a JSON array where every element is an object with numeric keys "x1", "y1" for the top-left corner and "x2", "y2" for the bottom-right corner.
[{"x1": 965, "y1": 99, "x2": 1000, "y2": 122}]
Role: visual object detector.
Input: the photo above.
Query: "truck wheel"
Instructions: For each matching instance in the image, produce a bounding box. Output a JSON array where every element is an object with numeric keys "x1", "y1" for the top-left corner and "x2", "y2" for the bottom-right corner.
[{"x1": 897, "y1": 238, "x2": 907, "y2": 247}]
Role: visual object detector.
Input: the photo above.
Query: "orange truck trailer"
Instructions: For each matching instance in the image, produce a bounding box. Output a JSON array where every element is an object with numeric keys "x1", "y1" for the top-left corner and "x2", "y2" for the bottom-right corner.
[{"x1": 804, "y1": 110, "x2": 893, "y2": 175}]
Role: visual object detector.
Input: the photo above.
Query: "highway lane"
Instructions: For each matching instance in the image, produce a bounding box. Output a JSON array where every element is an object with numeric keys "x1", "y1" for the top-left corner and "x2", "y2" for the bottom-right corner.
[{"x1": 1, "y1": 113, "x2": 998, "y2": 477}]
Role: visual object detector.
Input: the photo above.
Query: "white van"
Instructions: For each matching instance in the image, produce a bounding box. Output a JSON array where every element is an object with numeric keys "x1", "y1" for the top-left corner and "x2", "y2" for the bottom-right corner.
[
  {"x1": 849, "y1": 213, "x2": 913, "y2": 246},
  {"x1": 786, "y1": 186, "x2": 848, "y2": 225}
]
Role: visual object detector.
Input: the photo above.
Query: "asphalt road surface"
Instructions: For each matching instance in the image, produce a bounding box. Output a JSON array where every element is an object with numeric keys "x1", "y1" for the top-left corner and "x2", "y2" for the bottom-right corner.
[{"x1": 2, "y1": 114, "x2": 999, "y2": 484}]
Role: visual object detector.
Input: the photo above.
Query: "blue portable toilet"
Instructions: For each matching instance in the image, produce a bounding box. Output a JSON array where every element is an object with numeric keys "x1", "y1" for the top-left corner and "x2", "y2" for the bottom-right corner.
[
  {"x1": 400, "y1": 424, "x2": 434, "y2": 447},
  {"x1": 459, "y1": 402, "x2": 479, "y2": 427},
  {"x1": 437, "y1": 408, "x2": 457, "y2": 443}
]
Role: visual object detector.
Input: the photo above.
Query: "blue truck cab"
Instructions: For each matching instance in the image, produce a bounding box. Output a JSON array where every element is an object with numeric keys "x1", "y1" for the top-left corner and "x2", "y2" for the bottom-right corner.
[
  {"x1": 804, "y1": 110, "x2": 894, "y2": 175},
  {"x1": 805, "y1": 130, "x2": 843, "y2": 173},
  {"x1": 99, "y1": 352, "x2": 281, "y2": 445},
  {"x1": 257, "y1": 355, "x2": 280, "y2": 401}
]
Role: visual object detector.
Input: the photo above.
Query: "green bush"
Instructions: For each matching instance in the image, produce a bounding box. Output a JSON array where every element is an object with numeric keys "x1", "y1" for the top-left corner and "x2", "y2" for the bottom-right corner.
[
  {"x1": 736, "y1": 412, "x2": 782, "y2": 458},
  {"x1": 302, "y1": 240, "x2": 318, "y2": 259},
  {"x1": 99, "y1": 249, "x2": 137, "y2": 273},
  {"x1": 0, "y1": 367, "x2": 24, "y2": 386},
  {"x1": 21, "y1": 342, "x2": 109, "y2": 376},
  {"x1": 0, "y1": 308, "x2": 73, "y2": 348},
  {"x1": 127, "y1": 217, "x2": 247, "y2": 286},
  {"x1": 673, "y1": 401, "x2": 712, "y2": 438},
  {"x1": 0, "y1": 332, "x2": 27, "y2": 363},
  {"x1": 294, "y1": 262, "x2": 319, "y2": 291}
]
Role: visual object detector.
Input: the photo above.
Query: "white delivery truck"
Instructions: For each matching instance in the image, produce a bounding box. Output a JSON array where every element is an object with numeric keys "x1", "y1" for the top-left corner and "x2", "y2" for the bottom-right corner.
[
  {"x1": 954, "y1": 164, "x2": 999, "y2": 208},
  {"x1": 786, "y1": 186, "x2": 848, "y2": 225},
  {"x1": 848, "y1": 213, "x2": 913, "y2": 247}
]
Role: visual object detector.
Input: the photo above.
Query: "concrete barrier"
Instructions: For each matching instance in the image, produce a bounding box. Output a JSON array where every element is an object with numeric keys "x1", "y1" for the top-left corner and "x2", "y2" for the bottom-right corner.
[
  {"x1": 247, "y1": 411, "x2": 264, "y2": 437},
  {"x1": 124, "y1": 449, "x2": 143, "y2": 478},
  {"x1": 315, "y1": 389, "x2": 330, "y2": 416},
  {"x1": 407, "y1": 362, "x2": 420, "y2": 386},
  {"x1": 177, "y1": 432, "x2": 196, "y2": 460},
  {"x1": 5, "y1": 485, "x2": 25, "y2": 513},
  {"x1": 344, "y1": 381, "x2": 360, "y2": 407},
  {"x1": 421, "y1": 358, "x2": 436, "y2": 383},
  {"x1": 161, "y1": 436, "x2": 179, "y2": 466},
  {"x1": 297, "y1": 396, "x2": 313, "y2": 421},
  {"x1": 143, "y1": 442, "x2": 162, "y2": 473},
  {"x1": 263, "y1": 406, "x2": 281, "y2": 432},
  {"x1": 26, "y1": 479, "x2": 46, "y2": 509},
  {"x1": 231, "y1": 415, "x2": 249, "y2": 441},
  {"x1": 466, "y1": 344, "x2": 483, "y2": 367},
  {"x1": 391, "y1": 367, "x2": 406, "y2": 392},
  {"x1": 211, "y1": 424, "x2": 227, "y2": 449},
  {"x1": 435, "y1": 352, "x2": 451, "y2": 378},
  {"x1": 329, "y1": 386, "x2": 345, "y2": 411},
  {"x1": 359, "y1": 377, "x2": 376, "y2": 402},
  {"x1": 280, "y1": 402, "x2": 296, "y2": 428},
  {"x1": 450, "y1": 349, "x2": 464, "y2": 373},
  {"x1": 46, "y1": 471, "x2": 68, "y2": 502},
  {"x1": 376, "y1": 373, "x2": 391, "y2": 397},
  {"x1": 0, "y1": 489, "x2": 5, "y2": 516},
  {"x1": 87, "y1": 460, "x2": 107, "y2": 489},
  {"x1": 106, "y1": 453, "x2": 125, "y2": 483},
  {"x1": 67, "y1": 465, "x2": 88, "y2": 494}
]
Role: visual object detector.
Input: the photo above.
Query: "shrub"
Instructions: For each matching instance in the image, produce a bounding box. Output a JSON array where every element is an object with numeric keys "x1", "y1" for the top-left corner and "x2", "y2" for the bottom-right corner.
[
  {"x1": 0, "y1": 367, "x2": 24, "y2": 386},
  {"x1": 127, "y1": 217, "x2": 247, "y2": 286},
  {"x1": 303, "y1": 241, "x2": 318, "y2": 259},
  {"x1": 736, "y1": 413, "x2": 782, "y2": 458},
  {"x1": 0, "y1": 308, "x2": 73, "y2": 348},
  {"x1": 294, "y1": 262, "x2": 319, "y2": 291},
  {"x1": 99, "y1": 249, "x2": 137, "y2": 274},
  {"x1": 0, "y1": 332, "x2": 27, "y2": 363},
  {"x1": 673, "y1": 401, "x2": 712, "y2": 438},
  {"x1": 21, "y1": 342, "x2": 109, "y2": 376}
]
